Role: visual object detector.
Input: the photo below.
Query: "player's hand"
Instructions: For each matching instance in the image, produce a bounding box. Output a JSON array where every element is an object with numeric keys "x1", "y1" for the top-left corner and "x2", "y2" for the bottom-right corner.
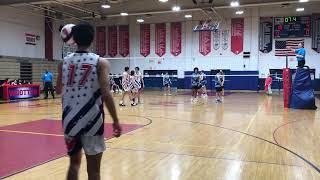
[{"x1": 113, "y1": 122, "x2": 122, "y2": 138}]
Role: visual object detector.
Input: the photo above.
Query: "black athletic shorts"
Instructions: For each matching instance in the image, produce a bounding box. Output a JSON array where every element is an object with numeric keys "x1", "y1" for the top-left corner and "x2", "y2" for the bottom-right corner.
[
  {"x1": 164, "y1": 84, "x2": 170, "y2": 87},
  {"x1": 216, "y1": 87, "x2": 223, "y2": 92},
  {"x1": 298, "y1": 60, "x2": 305, "y2": 68},
  {"x1": 192, "y1": 85, "x2": 201, "y2": 90}
]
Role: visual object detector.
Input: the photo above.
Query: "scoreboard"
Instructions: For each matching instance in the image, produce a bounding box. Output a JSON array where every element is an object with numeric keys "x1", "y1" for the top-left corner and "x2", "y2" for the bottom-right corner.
[{"x1": 274, "y1": 16, "x2": 311, "y2": 38}]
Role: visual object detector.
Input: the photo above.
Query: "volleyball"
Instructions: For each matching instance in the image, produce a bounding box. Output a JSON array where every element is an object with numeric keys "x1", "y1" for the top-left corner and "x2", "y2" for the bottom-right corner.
[{"x1": 60, "y1": 24, "x2": 75, "y2": 45}]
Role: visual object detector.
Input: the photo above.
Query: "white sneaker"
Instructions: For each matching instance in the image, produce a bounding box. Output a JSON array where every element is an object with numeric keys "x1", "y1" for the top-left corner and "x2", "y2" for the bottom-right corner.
[
  {"x1": 110, "y1": 90, "x2": 114, "y2": 93},
  {"x1": 191, "y1": 98, "x2": 198, "y2": 104},
  {"x1": 168, "y1": 93, "x2": 172, "y2": 96}
]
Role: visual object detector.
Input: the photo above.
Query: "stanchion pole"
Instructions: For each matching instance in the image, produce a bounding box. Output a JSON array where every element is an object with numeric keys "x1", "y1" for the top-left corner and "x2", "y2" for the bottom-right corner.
[{"x1": 283, "y1": 55, "x2": 291, "y2": 108}]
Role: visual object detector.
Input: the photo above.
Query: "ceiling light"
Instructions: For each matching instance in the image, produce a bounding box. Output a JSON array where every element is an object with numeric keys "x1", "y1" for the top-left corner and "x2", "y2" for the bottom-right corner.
[
  {"x1": 159, "y1": 0, "x2": 169, "y2": 2},
  {"x1": 172, "y1": 5, "x2": 181, "y2": 11},
  {"x1": 299, "y1": 0, "x2": 309, "y2": 2},
  {"x1": 185, "y1": 14, "x2": 192, "y2": 18},
  {"x1": 230, "y1": 1, "x2": 239, "y2": 7},
  {"x1": 296, "y1": 8, "x2": 304, "y2": 11},
  {"x1": 137, "y1": 18, "x2": 144, "y2": 23},
  {"x1": 235, "y1": 10, "x2": 244, "y2": 15},
  {"x1": 120, "y1": 12, "x2": 128, "y2": 16},
  {"x1": 101, "y1": 4, "x2": 110, "y2": 8}
]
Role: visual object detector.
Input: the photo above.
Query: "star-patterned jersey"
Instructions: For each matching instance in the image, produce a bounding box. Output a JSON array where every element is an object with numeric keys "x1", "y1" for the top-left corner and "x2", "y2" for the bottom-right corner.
[
  {"x1": 61, "y1": 52, "x2": 104, "y2": 137},
  {"x1": 121, "y1": 72, "x2": 130, "y2": 91},
  {"x1": 135, "y1": 71, "x2": 143, "y2": 89},
  {"x1": 129, "y1": 75, "x2": 140, "y2": 92}
]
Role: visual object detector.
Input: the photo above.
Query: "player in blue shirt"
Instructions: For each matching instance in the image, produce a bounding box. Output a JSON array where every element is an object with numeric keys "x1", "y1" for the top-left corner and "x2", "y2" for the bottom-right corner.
[
  {"x1": 191, "y1": 67, "x2": 201, "y2": 103},
  {"x1": 291, "y1": 43, "x2": 306, "y2": 68}
]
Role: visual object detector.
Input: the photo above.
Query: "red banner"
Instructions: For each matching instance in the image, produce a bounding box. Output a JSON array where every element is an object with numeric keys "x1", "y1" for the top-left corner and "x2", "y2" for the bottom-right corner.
[
  {"x1": 119, "y1": 25, "x2": 129, "y2": 57},
  {"x1": 170, "y1": 22, "x2": 182, "y2": 56},
  {"x1": 231, "y1": 18, "x2": 244, "y2": 55},
  {"x1": 140, "y1": 24, "x2": 150, "y2": 57},
  {"x1": 199, "y1": 30, "x2": 211, "y2": 56},
  {"x1": 155, "y1": 23, "x2": 166, "y2": 57},
  {"x1": 96, "y1": 26, "x2": 106, "y2": 57},
  {"x1": 108, "y1": 26, "x2": 117, "y2": 57}
]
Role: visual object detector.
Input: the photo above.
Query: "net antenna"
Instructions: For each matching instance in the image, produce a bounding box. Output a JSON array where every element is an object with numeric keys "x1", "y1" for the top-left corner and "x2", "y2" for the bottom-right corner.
[{"x1": 193, "y1": 5, "x2": 225, "y2": 32}]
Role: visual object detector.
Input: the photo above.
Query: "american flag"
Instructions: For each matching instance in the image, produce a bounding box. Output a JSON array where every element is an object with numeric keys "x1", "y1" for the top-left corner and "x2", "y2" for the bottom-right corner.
[{"x1": 275, "y1": 39, "x2": 304, "y2": 56}]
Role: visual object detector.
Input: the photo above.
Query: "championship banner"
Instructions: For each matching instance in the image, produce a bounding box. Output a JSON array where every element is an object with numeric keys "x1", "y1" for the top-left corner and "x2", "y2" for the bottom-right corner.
[
  {"x1": 259, "y1": 17, "x2": 273, "y2": 53},
  {"x1": 140, "y1": 24, "x2": 151, "y2": 57},
  {"x1": 170, "y1": 22, "x2": 182, "y2": 56},
  {"x1": 108, "y1": 26, "x2": 118, "y2": 57},
  {"x1": 119, "y1": 25, "x2": 129, "y2": 57},
  {"x1": 312, "y1": 14, "x2": 320, "y2": 53},
  {"x1": 96, "y1": 26, "x2": 106, "y2": 57},
  {"x1": 213, "y1": 31, "x2": 220, "y2": 50},
  {"x1": 231, "y1": 18, "x2": 244, "y2": 55},
  {"x1": 25, "y1": 33, "x2": 36, "y2": 45},
  {"x1": 199, "y1": 26, "x2": 211, "y2": 56},
  {"x1": 221, "y1": 30, "x2": 229, "y2": 50},
  {"x1": 155, "y1": 23, "x2": 166, "y2": 57}
]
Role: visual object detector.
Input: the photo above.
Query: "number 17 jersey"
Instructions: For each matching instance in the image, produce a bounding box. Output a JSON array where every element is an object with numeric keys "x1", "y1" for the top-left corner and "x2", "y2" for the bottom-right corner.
[{"x1": 62, "y1": 52, "x2": 104, "y2": 137}]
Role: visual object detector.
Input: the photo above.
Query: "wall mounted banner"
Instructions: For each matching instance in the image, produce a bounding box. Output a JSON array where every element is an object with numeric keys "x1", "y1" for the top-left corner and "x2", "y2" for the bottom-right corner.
[
  {"x1": 199, "y1": 27, "x2": 211, "y2": 56},
  {"x1": 25, "y1": 33, "x2": 36, "y2": 45},
  {"x1": 140, "y1": 24, "x2": 151, "y2": 57},
  {"x1": 170, "y1": 22, "x2": 182, "y2": 56},
  {"x1": 221, "y1": 30, "x2": 229, "y2": 50},
  {"x1": 231, "y1": 18, "x2": 244, "y2": 55},
  {"x1": 119, "y1": 25, "x2": 129, "y2": 57},
  {"x1": 108, "y1": 26, "x2": 118, "y2": 57},
  {"x1": 213, "y1": 31, "x2": 220, "y2": 50},
  {"x1": 96, "y1": 26, "x2": 106, "y2": 57},
  {"x1": 259, "y1": 17, "x2": 273, "y2": 53},
  {"x1": 155, "y1": 23, "x2": 166, "y2": 57},
  {"x1": 312, "y1": 14, "x2": 320, "y2": 53}
]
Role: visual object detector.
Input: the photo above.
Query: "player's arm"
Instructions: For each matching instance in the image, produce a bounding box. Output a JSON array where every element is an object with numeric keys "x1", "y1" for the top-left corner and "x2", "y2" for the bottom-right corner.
[
  {"x1": 56, "y1": 62, "x2": 63, "y2": 94},
  {"x1": 98, "y1": 58, "x2": 121, "y2": 137}
]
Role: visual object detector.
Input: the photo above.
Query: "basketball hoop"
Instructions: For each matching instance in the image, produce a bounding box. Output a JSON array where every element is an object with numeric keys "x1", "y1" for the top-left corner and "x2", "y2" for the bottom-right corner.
[
  {"x1": 193, "y1": 7, "x2": 224, "y2": 32},
  {"x1": 193, "y1": 21, "x2": 220, "y2": 32}
]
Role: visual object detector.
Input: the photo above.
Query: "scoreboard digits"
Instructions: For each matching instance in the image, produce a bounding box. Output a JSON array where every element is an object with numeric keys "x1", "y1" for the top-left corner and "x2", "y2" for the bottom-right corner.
[
  {"x1": 274, "y1": 16, "x2": 311, "y2": 38},
  {"x1": 284, "y1": 16, "x2": 297, "y2": 23}
]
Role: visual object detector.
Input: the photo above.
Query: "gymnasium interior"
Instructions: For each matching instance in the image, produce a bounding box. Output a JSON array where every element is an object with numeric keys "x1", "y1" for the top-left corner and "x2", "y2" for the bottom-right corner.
[{"x1": 0, "y1": 0, "x2": 320, "y2": 179}]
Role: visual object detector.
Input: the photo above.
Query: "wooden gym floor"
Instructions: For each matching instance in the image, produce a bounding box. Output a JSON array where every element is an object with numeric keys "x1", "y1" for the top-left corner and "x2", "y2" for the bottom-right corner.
[{"x1": 0, "y1": 91, "x2": 320, "y2": 180}]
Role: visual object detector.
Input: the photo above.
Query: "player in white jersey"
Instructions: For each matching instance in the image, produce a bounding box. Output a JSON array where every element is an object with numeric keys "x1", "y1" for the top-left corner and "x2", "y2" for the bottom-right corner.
[
  {"x1": 119, "y1": 67, "x2": 131, "y2": 106},
  {"x1": 163, "y1": 72, "x2": 172, "y2": 95},
  {"x1": 129, "y1": 70, "x2": 139, "y2": 106},
  {"x1": 134, "y1": 67, "x2": 144, "y2": 104},
  {"x1": 56, "y1": 22, "x2": 121, "y2": 180}
]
